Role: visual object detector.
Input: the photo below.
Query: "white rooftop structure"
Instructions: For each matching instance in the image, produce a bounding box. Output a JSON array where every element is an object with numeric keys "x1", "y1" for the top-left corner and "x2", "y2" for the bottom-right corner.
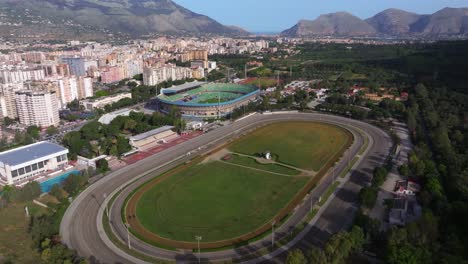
[
  {"x1": 98, "y1": 108, "x2": 138, "y2": 125},
  {"x1": 0, "y1": 142, "x2": 69, "y2": 185}
]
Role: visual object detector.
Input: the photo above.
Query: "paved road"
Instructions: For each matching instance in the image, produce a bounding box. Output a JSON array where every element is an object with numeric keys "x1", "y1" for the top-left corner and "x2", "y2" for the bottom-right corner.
[{"x1": 60, "y1": 113, "x2": 392, "y2": 264}]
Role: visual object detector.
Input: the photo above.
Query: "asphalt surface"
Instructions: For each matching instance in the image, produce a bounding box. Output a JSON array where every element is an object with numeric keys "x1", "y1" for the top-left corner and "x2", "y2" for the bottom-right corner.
[{"x1": 60, "y1": 113, "x2": 392, "y2": 264}]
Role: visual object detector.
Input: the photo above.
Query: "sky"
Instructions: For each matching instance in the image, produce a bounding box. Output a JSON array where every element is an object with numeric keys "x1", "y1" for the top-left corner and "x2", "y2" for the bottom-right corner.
[{"x1": 173, "y1": 0, "x2": 468, "y2": 32}]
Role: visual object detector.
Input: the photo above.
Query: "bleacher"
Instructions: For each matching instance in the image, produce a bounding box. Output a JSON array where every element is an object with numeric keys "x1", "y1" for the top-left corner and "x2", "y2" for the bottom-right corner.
[{"x1": 158, "y1": 83, "x2": 257, "y2": 104}]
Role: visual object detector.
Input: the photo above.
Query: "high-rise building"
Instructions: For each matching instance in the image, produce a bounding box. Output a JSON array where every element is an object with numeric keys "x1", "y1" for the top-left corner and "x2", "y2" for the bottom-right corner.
[
  {"x1": 78, "y1": 76, "x2": 94, "y2": 99},
  {"x1": 15, "y1": 90, "x2": 60, "y2": 127},
  {"x1": 61, "y1": 57, "x2": 86, "y2": 77},
  {"x1": 0, "y1": 83, "x2": 24, "y2": 118},
  {"x1": 143, "y1": 65, "x2": 192, "y2": 86},
  {"x1": 0, "y1": 66, "x2": 46, "y2": 84}
]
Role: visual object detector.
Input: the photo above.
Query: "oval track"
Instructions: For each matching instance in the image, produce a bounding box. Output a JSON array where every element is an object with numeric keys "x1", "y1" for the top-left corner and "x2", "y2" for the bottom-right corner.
[{"x1": 60, "y1": 113, "x2": 392, "y2": 264}]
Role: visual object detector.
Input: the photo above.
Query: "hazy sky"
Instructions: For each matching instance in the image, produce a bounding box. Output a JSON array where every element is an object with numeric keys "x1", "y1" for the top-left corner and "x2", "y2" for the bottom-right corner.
[{"x1": 173, "y1": 0, "x2": 468, "y2": 32}]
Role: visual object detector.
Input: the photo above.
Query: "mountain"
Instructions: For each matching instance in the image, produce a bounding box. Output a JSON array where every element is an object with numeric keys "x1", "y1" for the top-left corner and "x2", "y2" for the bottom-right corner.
[
  {"x1": 417, "y1": 7, "x2": 468, "y2": 35},
  {"x1": 281, "y1": 12, "x2": 376, "y2": 37},
  {"x1": 281, "y1": 7, "x2": 468, "y2": 38},
  {"x1": 366, "y1": 8, "x2": 422, "y2": 35},
  {"x1": 0, "y1": 0, "x2": 248, "y2": 40}
]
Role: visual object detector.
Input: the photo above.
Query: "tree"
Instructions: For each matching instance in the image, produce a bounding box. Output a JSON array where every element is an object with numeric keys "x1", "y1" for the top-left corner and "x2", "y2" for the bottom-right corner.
[
  {"x1": 46, "y1": 126, "x2": 59, "y2": 136},
  {"x1": 26, "y1": 126, "x2": 40, "y2": 139},
  {"x1": 359, "y1": 187, "x2": 377, "y2": 209},
  {"x1": 307, "y1": 246, "x2": 327, "y2": 264},
  {"x1": 286, "y1": 249, "x2": 307, "y2": 264},
  {"x1": 96, "y1": 159, "x2": 110, "y2": 174},
  {"x1": 3, "y1": 117, "x2": 15, "y2": 126},
  {"x1": 49, "y1": 184, "x2": 64, "y2": 200}
]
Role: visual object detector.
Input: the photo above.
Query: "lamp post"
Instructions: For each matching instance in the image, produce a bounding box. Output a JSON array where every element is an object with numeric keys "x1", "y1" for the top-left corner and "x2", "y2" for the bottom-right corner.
[
  {"x1": 103, "y1": 193, "x2": 108, "y2": 217},
  {"x1": 125, "y1": 223, "x2": 131, "y2": 250},
  {"x1": 271, "y1": 220, "x2": 276, "y2": 247},
  {"x1": 195, "y1": 236, "x2": 202, "y2": 264}
]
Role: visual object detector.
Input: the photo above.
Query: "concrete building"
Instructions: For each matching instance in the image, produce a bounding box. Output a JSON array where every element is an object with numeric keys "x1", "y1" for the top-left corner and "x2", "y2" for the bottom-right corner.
[
  {"x1": 178, "y1": 50, "x2": 208, "y2": 63},
  {"x1": 61, "y1": 57, "x2": 87, "y2": 77},
  {"x1": 77, "y1": 76, "x2": 93, "y2": 99},
  {"x1": 15, "y1": 90, "x2": 60, "y2": 127},
  {"x1": 79, "y1": 92, "x2": 132, "y2": 111},
  {"x1": 0, "y1": 142, "x2": 69, "y2": 185},
  {"x1": 0, "y1": 66, "x2": 46, "y2": 84},
  {"x1": 100, "y1": 66, "x2": 125, "y2": 84},
  {"x1": 143, "y1": 65, "x2": 192, "y2": 86},
  {"x1": 129, "y1": 126, "x2": 177, "y2": 150},
  {"x1": 0, "y1": 83, "x2": 24, "y2": 118}
]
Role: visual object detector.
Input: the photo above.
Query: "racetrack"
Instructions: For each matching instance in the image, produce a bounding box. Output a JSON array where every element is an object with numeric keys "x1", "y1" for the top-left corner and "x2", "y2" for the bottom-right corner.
[{"x1": 60, "y1": 112, "x2": 392, "y2": 264}]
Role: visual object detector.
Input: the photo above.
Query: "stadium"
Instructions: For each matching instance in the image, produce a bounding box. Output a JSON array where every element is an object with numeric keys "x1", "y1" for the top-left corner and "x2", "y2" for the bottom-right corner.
[{"x1": 156, "y1": 81, "x2": 260, "y2": 118}]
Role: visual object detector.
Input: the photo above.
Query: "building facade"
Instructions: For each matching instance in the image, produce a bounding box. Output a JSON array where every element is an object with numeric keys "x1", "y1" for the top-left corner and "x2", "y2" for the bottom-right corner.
[
  {"x1": 15, "y1": 90, "x2": 60, "y2": 127},
  {"x1": 79, "y1": 92, "x2": 132, "y2": 111},
  {"x1": 0, "y1": 142, "x2": 69, "y2": 185}
]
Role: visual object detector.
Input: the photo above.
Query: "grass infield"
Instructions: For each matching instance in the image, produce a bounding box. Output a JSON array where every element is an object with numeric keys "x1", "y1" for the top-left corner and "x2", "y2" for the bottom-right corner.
[
  {"x1": 125, "y1": 121, "x2": 352, "y2": 249},
  {"x1": 228, "y1": 122, "x2": 350, "y2": 171}
]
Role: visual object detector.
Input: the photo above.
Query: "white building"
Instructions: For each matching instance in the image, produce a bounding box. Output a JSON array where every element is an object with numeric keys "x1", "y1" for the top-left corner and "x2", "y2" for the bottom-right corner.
[
  {"x1": 98, "y1": 108, "x2": 137, "y2": 125},
  {"x1": 79, "y1": 92, "x2": 132, "y2": 111},
  {"x1": 0, "y1": 83, "x2": 24, "y2": 118},
  {"x1": 0, "y1": 142, "x2": 69, "y2": 185},
  {"x1": 0, "y1": 66, "x2": 46, "y2": 84},
  {"x1": 143, "y1": 65, "x2": 192, "y2": 86},
  {"x1": 15, "y1": 90, "x2": 60, "y2": 127}
]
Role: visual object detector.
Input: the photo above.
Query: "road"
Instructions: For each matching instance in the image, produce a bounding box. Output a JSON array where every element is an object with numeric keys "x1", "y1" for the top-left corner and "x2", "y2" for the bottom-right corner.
[{"x1": 60, "y1": 113, "x2": 392, "y2": 264}]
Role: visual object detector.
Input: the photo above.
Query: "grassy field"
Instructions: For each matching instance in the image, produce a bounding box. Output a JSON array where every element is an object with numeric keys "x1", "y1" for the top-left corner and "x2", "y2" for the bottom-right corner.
[
  {"x1": 225, "y1": 154, "x2": 300, "y2": 176},
  {"x1": 244, "y1": 78, "x2": 278, "y2": 89},
  {"x1": 229, "y1": 122, "x2": 350, "y2": 171},
  {"x1": 136, "y1": 161, "x2": 308, "y2": 242},
  {"x1": 0, "y1": 202, "x2": 48, "y2": 263}
]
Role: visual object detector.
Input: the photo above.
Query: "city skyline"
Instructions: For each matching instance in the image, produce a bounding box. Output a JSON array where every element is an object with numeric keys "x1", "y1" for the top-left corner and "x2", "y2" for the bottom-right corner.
[{"x1": 174, "y1": 0, "x2": 468, "y2": 32}]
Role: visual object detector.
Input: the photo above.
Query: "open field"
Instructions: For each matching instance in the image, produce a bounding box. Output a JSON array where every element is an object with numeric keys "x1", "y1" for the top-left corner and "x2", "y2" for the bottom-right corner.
[
  {"x1": 225, "y1": 154, "x2": 301, "y2": 176},
  {"x1": 229, "y1": 122, "x2": 350, "y2": 171},
  {"x1": 136, "y1": 161, "x2": 308, "y2": 242},
  {"x1": 243, "y1": 78, "x2": 278, "y2": 89},
  {"x1": 0, "y1": 202, "x2": 48, "y2": 264}
]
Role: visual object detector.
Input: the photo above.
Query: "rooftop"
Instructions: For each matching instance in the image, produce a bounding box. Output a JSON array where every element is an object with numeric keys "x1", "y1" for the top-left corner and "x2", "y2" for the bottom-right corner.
[
  {"x1": 162, "y1": 81, "x2": 208, "y2": 94},
  {"x1": 130, "y1": 126, "x2": 175, "y2": 141},
  {"x1": 0, "y1": 142, "x2": 68, "y2": 166}
]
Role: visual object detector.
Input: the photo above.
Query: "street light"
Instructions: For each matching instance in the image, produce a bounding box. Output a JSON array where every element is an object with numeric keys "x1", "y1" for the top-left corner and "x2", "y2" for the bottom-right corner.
[
  {"x1": 271, "y1": 220, "x2": 276, "y2": 247},
  {"x1": 125, "y1": 223, "x2": 131, "y2": 250},
  {"x1": 103, "y1": 193, "x2": 109, "y2": 217},
  {"x1": 195, "y1": 236, "x2": 202, "y2": 264}
]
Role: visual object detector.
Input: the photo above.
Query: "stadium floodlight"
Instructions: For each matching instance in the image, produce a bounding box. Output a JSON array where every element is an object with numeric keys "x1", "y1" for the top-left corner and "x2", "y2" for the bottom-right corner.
[{"x1": 195, "y1": 235, "x2": 202, "y2": 263}]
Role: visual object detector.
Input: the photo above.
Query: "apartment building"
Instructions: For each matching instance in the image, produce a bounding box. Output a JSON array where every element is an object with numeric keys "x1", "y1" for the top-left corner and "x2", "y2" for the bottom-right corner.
[{"x1": 15, "y1": 90, "x2": 60, "y2": 127}]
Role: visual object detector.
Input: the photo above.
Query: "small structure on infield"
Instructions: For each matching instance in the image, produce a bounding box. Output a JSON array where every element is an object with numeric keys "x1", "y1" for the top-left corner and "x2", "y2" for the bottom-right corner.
[{"x1": 264, "y1": 151, "x2": 272, "y2": 160}]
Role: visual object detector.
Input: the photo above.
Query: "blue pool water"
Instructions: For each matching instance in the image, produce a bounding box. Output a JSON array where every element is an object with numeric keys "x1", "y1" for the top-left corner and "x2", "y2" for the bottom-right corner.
[{"x1": 40, "y1": 170, "x2": 80, "y2": 193}]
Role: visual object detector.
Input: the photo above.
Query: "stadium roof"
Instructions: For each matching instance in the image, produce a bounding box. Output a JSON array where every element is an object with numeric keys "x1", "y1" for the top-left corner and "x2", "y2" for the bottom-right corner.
[
  {"x1": 162, "y1": 81, "x2": 207, "y2": 94},
  {"x1": 130, "y1": 126, "x2": 175, "y2": 141},
  {"x1": 0, "y1": 142, "x2": 68, "y2": 166}
]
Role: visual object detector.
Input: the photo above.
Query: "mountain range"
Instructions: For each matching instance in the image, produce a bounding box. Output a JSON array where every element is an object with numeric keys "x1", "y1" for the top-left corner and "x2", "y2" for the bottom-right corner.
[
  {"x1": 0, "y1": 0, "x2": 247, "y2": 41},
  {"x1": 0, "y1": 1, "x2": 466, "y2": 41},
  {"x1": 281, "y1": 7, "x2": 468, "y2": 38}
]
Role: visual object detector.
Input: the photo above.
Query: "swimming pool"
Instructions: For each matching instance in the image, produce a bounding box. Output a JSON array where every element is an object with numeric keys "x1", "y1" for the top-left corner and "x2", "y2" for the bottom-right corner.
[{"x1": 40, "y1": 170, "x2": 80, "y2": 193}]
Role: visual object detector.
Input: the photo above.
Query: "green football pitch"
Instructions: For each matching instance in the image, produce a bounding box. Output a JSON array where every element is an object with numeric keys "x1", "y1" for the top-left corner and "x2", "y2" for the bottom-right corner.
[{"x1": 131, "y1": 121, "x2": 351, "y2": 243}]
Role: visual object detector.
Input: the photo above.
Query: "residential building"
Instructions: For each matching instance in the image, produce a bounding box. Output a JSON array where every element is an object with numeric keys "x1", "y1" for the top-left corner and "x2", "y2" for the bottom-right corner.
[
  {"x1": 0, "y1": 66, "x2": 46, "y2": 84},
  {"x1": 15, "y1": 90, "x2": 60, "y2": 127},
  {"x1": 100, "y1": 66, "x2": 124, "y2": 84},
  {"x1": 0, "y1": 83, "x2": 24, "y2": 118},
  {"x1": 143, "y1": 65, "x2": 192, "y2": 86},
  {"x1": 61, "y1": 57, "x2": 86, "y2": 77}
]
